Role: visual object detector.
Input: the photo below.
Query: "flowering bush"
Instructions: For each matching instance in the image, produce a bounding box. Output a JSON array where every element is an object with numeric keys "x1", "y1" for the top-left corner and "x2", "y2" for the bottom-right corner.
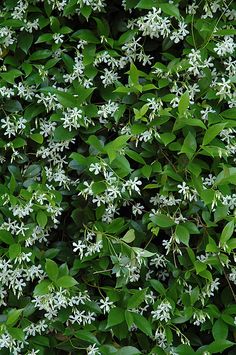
[{"x1": 0, "y1": 0, "x2": 236, "y2": 354}]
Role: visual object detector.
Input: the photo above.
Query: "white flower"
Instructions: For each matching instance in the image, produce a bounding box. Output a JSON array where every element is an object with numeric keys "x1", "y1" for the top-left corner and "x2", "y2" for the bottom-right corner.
[
  {"x1": 151, "y1": 301, "x2": 172, "y2": 322},
  {"x1": 98, "y1": 100, "x2": 119, "y2": 122},
  {"x1": 122, "y1": 177, "x2": 142, "y2": 195},
  {"x1": 177, "y1": 181, "x2": 190, "y2": 198},
  {"x1": 193, "y1": 310, "x2": 210, "y2": 326},
  {"x1": 170, "y1": 22, "x2": 189, "y2": 43},
  {"x1": 200, "y1": 106, "x2": 216, "y2": 122},
  {"x1": 216, "y1": 78, "x2": 231, "y2": 98},
  {"x1": 106, "y1": 186, "x2": 121, "y2": 199},
  {"x1": 154, "y1": 327, "x2": 167, "y2": 348},
  {"x1": 89, "y1": 163, "x2": 102, "y2": 175},
  {"x1": 53, "y1": 33, "x2": 64, "y2": 44},
  {"x1": 14, "y1": 252, "x2": 32, "y2": 264},
  {"x1": 99, "y1": 297, "x2": 114, "y2": 313},
  {"x1": 87, "y1": 344, "x2": 101, "y2": 355},
  {"x1": 202, "y1": 278, "x2": 220, "y2": 298},
  {"x1": 100, "y1": 69, "x2": 120, "y2": 87},
  {"x1": 132, "y1": 203, "x2": 144, "y2": 216},
  {"x1": 72, "y1": 240, "x2": 86, "y2": 258},
  {"x1": 150, "y1": 254, "x2": 166, "y2": 268},
  {"x1": 214, "y1": 36, "x2": 236, "y2": 57},
  {"x1": 61, "y1": 107, "x2": 83, "y2": 131},
  {"x1": 229, "y1": 267, "x2": 236, "y2": 284}
]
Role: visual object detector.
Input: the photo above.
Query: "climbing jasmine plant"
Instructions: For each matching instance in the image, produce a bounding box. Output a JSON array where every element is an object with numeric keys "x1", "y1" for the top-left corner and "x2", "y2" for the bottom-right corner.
[{"x1": 0, "y1": 0, "x2": 236, "y2": 354}]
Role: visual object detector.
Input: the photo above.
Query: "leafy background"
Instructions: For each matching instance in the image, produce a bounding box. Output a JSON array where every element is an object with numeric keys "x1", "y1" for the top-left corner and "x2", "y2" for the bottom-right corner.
[{"x1": 0, "y1": 0, "x2": 236, "y2": 354}]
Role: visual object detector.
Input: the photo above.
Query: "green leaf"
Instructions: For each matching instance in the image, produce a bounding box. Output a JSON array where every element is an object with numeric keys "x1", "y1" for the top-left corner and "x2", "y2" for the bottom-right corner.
[
  {"x1": 70, "y1": 152, "x2": 87, "y2": 166},
  {"x1": 220, "y1": 220, "x2": 234, "y2": 245},
  {"x1": 127, "y1": 288, "x2": 147, "y2": 308},
  {"x1": 136, "y1": 0, "x2": 159, "y2": 9},
  {"x1": 62, "y1": 53, "x2": 74, "y2": 71},
  {"x1": 45, "y1": 259, "x2": 59, "y2": 281},
  {"x1": 150, "y1": 279, "x2": 166, "y2": 295},
  {"x1": 0, "y1": 230, "x2": 14, "y2": 245},
  {"x1": 221, "y1": 108, "x2": 236, "y2": 119},
  {"x1": 34, "y1": 280, "x2": 51, "y2": 296},
  {"x1": 133, "y1": 248, "x2": 155, "y2": 258},
  {"x1": 180, "y1": 132, "x2": 196, "y2": 159},
  {"x1": 56, "y1": 275, "x2": 78, "y2": 288},
  {"x1": 6, "y1": 309, "x2": 23, "y2": 325},
  {"x1": 215, "y1": 167, "x2": 236, "y2": 186},
  {"x1": 92, "y1": 181, "x2": 106, "y2": 194},
  {"x1": 125, "y1": 310, "x2": 134, "y2": 329},
  {"x1": 125, "y1": 150, "x2": 146, "y2": 164},
  {"x1": 36, "y1": 210, "x2": 48, "y2": 228},
  {"x1": 4, "y1": 100, "x2": 22, "y2": 112},
  {"x1": 150, "y1": 214, "x2": 175, "y2": 228},
  {"x1": 107, "y1": 307, "x2": 125, "y2": 328},
  {"x1": 32, "y1": 334, "x2": 50, "y2": 347},
  {"x1": 122, "y1": 229, "x2": 135, "y2": 243},
  {"x1": 159, "y1": 3, "x2": 180, "y2": 18},
  {"x1": 12, "y1": 137, "x2": 26, "y2": 149},
  {"x1": 24, "y1": 104, "x2": 45, "y2": 119},
  {"x1": 9, "y1": 244, "x2": 21, "y2": 259},
  {"x1": 55, "y1": 91, "x2": 78, "y2": 107},
  {"x1": 116, "y1": 347, "x2": 141, "y2": 355},
  {"x1": 76, "y1": 86, "x2": 95, "y2": 105},
  {"x1": 141, "y1": 165, "x2": 152, "y2": 178},
  {"x1": 24, "y1": 164, "x2": 41, "y2": 178},
  {"x1": 35, "y1": 33, "x2": 53, "y2": 44},
  {"x1": 160, "y1": 132, "x2": 176, "y2": 146},
  {"x1": 73, "y1": 29, "x2": 100, "y2": 43},
  {"x1": 80, "y1": 5, "x2": 92, "y2": 20},
  {"x1": 30, "y1": 133, "x2": 44, "y2": 144},
  {"x1": 30, "y1": 50, "x2": 52, "y2": 61},
  {"x1": 194, "y1": 260, "x2": 207, "y2": 274},
  {"x1": 54, "y1": 126, "x2": 77, "y2": 141},
  {"x1": 212, "y1": 319, "x2": 228, "y2": 340},
  {"x1": 133, "y1": 313, "x2": 152, "y2": 337},
  {"x1": 75, "y1": 330, "x2": 100, "y2": 345},
  {"x1": 205, "y1": 340, "x2": 234, "y2": 353},
  {"x1": 176, "y1": 344, "x2": 195, "y2": 355},
  {"x1": 9, "y1": 174, "x2": 16, "y2": 194},
  {"x1": 0, "y1": 69, "x2": 22, "y2": 84},
  {"x1": 215, "y1": 29, "x2": 236, "y2": 36},
  {"x1": 173, "y1": 118, "x2": 206, "y2": 131},
  {"x1": 178, "y1": 91, "x2": 189, "y2": 115},
  {"x1": 87, "y1": 135, "x2": 104, "y2": 152},
  {"x1": 112, "y1": 155, "x2": 132, "y2": 177},
  {"x1": 18, "y1": 33, "x2": 33, "y2": 53},
  {"x1": 7, "y1": 327, "x2": 24, "y2": 341},
  {"x1": 176, "y1": 225, "x2": 190, "y2": 246},
  {"x1": 104, "y1": 135, "x2": 130, "y2": 162},
  {"x1": 200, "y1": 189, "x2": 215, "y2": 205},
  {"x1": 198, "y1": 270, "x2": 212, "y2": 281},
  {"x1": 129, "y1": 62, "x2": 139, "y2": 86},
  {"x1": 202, "y1": 123, "x2": 226, "y2": 145},
  {"x1": 94, "y1": 17, "x2": 110, "y2": 37}
]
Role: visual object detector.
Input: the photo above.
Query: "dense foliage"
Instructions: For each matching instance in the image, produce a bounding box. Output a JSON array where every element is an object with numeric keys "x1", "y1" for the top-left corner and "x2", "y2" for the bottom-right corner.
[{"x1": 0, "y1": 0, "x2": 236, "y2": 354}]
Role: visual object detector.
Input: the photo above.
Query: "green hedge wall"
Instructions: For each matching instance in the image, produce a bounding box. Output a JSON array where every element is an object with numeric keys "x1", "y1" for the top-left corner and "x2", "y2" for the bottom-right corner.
[{"x1": 0, "y1": 0, "x2": 236, "y2": 354}]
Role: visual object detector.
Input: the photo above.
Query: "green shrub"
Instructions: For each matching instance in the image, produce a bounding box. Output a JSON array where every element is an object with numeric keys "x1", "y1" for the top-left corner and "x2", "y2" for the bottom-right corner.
[{"x1": 0, "y1": 0, "x2": 236, "y2": 354}]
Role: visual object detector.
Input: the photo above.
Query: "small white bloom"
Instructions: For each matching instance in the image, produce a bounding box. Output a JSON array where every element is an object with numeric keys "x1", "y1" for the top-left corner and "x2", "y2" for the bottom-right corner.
[
  {"x1": 53, "y1": 33, "x2": 64, "y2": 44},
  {"x1": 87, "y1": 344, "x2": 101, "y2": 355},
  {"x1": 151, "y1": 301, "x2": 172, "y2": 322},
  {"x1": 99, "y1": 297, "x2": 114, "y2": 313}
]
